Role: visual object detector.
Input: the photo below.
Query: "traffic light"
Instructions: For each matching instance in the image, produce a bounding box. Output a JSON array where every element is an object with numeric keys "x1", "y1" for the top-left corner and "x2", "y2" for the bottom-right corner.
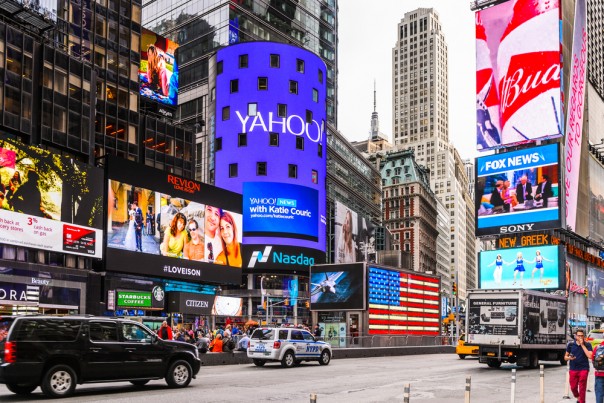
[
  {"x1": 305, "y1": 301, "x2": 310, "y2": 308},
  {"x1": 284, "y1": 299, "x2": 289, "y2": 306},
  {"x1": 584, "y1": 288, "x2": 588, "y2": 298},
  {"x1": 452, "y1": 283, "x2": 457, "y2": 295},
  {"x1": 262, "y1": 300, "x2": 267, "y2": 309}
]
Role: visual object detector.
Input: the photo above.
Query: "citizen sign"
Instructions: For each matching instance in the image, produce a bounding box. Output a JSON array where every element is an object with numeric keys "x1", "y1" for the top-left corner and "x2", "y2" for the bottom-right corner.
[
  {"x1": 500, "y1": 223, "x2": 535, "y2": 234},
  {"x1": 236, "y1": 111, "x2": 324, "y2": 143},
  {"x1": 185, "y1": 299, "x2": 209, "y2": 308}
]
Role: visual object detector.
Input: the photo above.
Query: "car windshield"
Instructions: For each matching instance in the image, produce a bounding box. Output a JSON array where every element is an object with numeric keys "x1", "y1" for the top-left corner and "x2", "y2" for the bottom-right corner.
[
  {"x1": 251, "y1": 329, "x2": 274, "y2": 340},
  {"x1": 589, "y1": 331, "x2": 604, "y2": 338}
]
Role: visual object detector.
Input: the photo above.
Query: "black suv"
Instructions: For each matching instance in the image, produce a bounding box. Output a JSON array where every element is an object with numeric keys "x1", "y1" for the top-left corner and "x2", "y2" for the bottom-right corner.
[{"x1": 0, "y1": 316, "x2": 201, "y2": 398}]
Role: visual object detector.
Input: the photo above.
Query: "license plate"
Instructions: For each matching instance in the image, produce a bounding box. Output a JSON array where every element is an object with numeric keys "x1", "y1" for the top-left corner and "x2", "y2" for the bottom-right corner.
[
  {"x1": 487, "y1": 352, "x2": 496, "y2": 357},
  {"x1": 255, "y1": 344, "x2": 266, "y2": 352}
]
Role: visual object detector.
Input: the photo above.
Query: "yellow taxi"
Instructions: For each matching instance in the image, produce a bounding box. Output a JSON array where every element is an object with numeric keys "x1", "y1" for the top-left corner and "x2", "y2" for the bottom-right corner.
[
  {"x1": 587, "y1": 329, "x2": 604, "y2": 349},
  {"x1": 456, "y1": 334, "x2": 479, "y2": 359}
]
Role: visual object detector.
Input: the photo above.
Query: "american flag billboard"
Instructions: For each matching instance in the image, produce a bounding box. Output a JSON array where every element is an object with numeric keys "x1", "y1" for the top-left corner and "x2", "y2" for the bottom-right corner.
[{"x1": 368, "y1": 266, "x2": 440, "y2": 335}]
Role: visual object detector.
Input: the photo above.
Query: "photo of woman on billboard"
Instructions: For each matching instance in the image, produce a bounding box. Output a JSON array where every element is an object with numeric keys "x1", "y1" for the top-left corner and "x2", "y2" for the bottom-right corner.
[
  {"x1": 183, "y1": 218, "x2": 204, "y2": 261},
  {"x1": 139, "y1": 28, "x2": 178, "y2": 106},
  {"x1": 160, "y1": 212, "x2": 187, "y2": 258},
  {"x1": 529, "y1": 250, "x2": 554, "y2": 285},
  {"x1": 124, "y1": 203, "x2": 137, "y2": 251},
  {"x1": 336, "y1": 208, "x2": 356, "y2": 263},
  {"x1": 215, "y1": 211, "x2": 242, "y2": 268}
]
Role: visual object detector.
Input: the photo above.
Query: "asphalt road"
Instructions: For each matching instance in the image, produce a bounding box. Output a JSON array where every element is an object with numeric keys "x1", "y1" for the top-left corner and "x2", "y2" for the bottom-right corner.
[{"x1": 0, "y1": 354, "x2": 594, "y2": 402}]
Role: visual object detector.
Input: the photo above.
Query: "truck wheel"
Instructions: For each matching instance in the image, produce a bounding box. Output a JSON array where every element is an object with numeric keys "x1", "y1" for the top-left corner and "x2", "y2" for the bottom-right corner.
[
  {"x1": 487, "y1": 359, "x2": 501, "y2": 368},
  {"x1": 165, "y1": 359, "x2": 192, "y2": 388},
  {"x1": 458, "y1": 354, "x2": 466, "y2": 360},
  {"x1": 6, "y1": 383, "x2": 37, "y2": 395},
  {"x1": 253, "y1": 359, "x2": 266, "y2": 367},
  {"x1": 41, "y1": 364, "x2": 77, "y2": 398},
  {"x1": 281, "y1": 351, "x2": 295, "y2": 368}
]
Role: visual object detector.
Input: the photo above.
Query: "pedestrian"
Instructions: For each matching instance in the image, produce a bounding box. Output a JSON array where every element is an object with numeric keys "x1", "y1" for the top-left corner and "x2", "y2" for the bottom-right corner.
[
  {"x1": 237, "y1": 333, "x2": 250, "y2": 351},
  {"x1": 314, "y1": 324, "x2": 322, "y2": 338},
  {"x1": 157, "y1": 321, "x2": 173, "y2": 340},
  {"x1": 565, "y1": 328, "x2": 593, "y2": 403},
  {"x1": 209, "y1": 333, "x2": 223, "y2": 353}
]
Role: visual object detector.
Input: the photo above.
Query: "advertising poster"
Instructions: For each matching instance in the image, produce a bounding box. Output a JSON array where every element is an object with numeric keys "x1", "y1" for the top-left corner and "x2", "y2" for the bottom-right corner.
[
  {"x1": 0, "y1": 138, "x2": 103, "y2": 258},
  {"x1": 589, "y1": 157, "x2": 604, "y2": 242},
  {"x1": 475, "y1": 0, "x2": 562, "y2": 150},
  {"x1": 243, "y1": 182, "x2": 318, "y2": 241},
  {"x1": 587, "y1": 266, "x2": 604, "y2": 317},
  {"x1": 479, "y1": 245, "x2": 562, "y2": 290},
  {"x1": 310, "y1": 263, "x2": 365, "y2": 311},
  {"x1": 334, "y1": 201, "x2": 376, "y2": 264},
  {"x1": 212, "y1": 296, "x2": 242, "y2": 316},
  {"x1": 17, "y1": 0, "x2": 57, "y2": 22},
  {"x1": 468, "y1": 298, "x2": 519, "y2": 336},
  {"x1": 105, "y1": 156, "x2": 243, "y2": 284},
  {"x1": 368, "y1": 266, "x2": 440, "y2": 335},
  {"x1": 475, "y1": 143, "x2": 561, "y2": 236},
  {"x1": 521, "y1": 292, "x2": 566, "y2": 345},
  {"x1": 140, "y1": 28, "x2": 178, "y2": 106}
]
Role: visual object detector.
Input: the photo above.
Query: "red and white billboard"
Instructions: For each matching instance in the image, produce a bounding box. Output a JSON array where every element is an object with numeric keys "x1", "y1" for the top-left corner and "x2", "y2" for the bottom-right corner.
[{"x1": 476, "y1": 0, "x2": 562, "y2": 151}]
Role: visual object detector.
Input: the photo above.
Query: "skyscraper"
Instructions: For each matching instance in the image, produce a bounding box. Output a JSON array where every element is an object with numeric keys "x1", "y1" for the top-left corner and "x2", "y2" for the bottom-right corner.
[{"x1": 142, "y1": 0, "x2": 338, "y2": 182}]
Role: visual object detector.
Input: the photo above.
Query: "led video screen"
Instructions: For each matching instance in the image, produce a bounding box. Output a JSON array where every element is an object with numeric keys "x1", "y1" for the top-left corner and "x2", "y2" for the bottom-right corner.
[
  {"x1": 334, "y1": 201, "x2": 376, "y2": 263},
  {"x1": 587, "y1": 266, "x2": 604, "y2": 317},
  {"x1": 475, "y1": 143, "x2": 561, "y2": 236},
  {"x1": 478, "y1": 245, "x2": 563, "y2": 290},
  {"x1": 140, "y1": 28, "x2": 178, "y2": 107},
  {"x1": 310, "y1": 263, "x2": 365, "y2": 311},
  {"x1": 475, "y1": 0, "x2": 562, "y2": 150},
  {"x1": 0, "y1": 138, "x2": 103, "y2": 257},
  {"x1": 105, "y1": 156, "x2": 242, "y2": 284}
]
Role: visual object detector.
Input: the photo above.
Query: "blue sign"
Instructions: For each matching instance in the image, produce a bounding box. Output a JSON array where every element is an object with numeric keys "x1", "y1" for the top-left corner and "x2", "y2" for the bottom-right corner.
[
  {"x1": 478, "y1": 245, "x2": 563, "y2": 290},
  {"x1": 243, "y1": 182, "x2": 318, "y2": 241},
  {"x1": 288, "y1": 278, "x2": 299, "y2": 306}
]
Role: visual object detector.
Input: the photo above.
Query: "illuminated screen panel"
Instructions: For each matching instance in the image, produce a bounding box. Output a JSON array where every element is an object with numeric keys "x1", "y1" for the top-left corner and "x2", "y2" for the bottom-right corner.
[
  {"x1": 105, "y1": 156, "x2": 242, "y2": 284},
  {"x1": 334, "y1": 201, "x2": 377, "y2": 263},
  {"x1": 213, "y1": 42, "x2": 327, "y2": 261},
  {"x1": 587, "y1": 266, "x2": 604, "y2": 317},
  {"x1": 0, "y1": 137, "x2": 103, "y2": 258},
  {"x1": 475, "y1": 0, "x2": 562, "y2": 150},
  {"x1": 478, "y1": 245, "x2": 563, "y2": 290},
  {"x1": 310, "y1": 263, "x2": 365, "y2": 311},
  {"x1": 139, "y1": 28, "x2": 178, "y2": 107},
  {"x1": 368, "y1": 267, "x2": 440, "y2": 336},
  {"x1": 474, "y1": 143, "x2": 561, "y2": 236}
]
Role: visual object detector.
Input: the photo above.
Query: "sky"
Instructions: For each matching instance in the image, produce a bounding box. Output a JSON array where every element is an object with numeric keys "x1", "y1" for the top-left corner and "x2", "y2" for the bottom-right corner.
[{"x1": 337, "y1": 1, "x2": 478, "y2": 160}]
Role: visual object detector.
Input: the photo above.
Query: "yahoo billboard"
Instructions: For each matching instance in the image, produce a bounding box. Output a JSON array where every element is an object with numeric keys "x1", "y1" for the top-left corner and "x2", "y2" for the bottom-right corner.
[{"x1": 212, "y1": 42, "x2": 327, "y2": 261}]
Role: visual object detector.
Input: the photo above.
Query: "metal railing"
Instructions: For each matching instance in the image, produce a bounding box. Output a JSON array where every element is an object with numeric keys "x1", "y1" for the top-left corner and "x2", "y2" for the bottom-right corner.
[{"x1": 316, "y1": 335, "x2": 457, "y2": 349}]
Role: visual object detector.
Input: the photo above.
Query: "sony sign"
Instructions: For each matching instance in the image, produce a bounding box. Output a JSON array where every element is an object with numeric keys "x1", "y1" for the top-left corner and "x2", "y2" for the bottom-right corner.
[
  {"x1": 499, "y1": 224, "x2": 535, "y2": 234},
  {"x1": 235, "y1": 111, "x2": 324, "y2": 143}
]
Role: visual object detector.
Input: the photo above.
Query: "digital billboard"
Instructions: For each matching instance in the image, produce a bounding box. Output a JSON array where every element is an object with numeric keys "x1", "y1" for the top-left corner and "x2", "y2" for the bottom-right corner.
[
  {"x1": 18, "y1": 0, "x2": 57, "y2": 22},
  {"x1": 243, "y1": 182, "x2": 318, "y2": 241},
  {"x1": 475, "y1": 0, "x2": 562, "y2": 150},
  {"x1": 475, "y1": 143, "x2": 561, "y2": 236},
  {"x1": 0, "y1": 137, "x2": 103, "y2": 258},
  {"x1": 310, "y1": 263, "x2": 365, "y2": 311},
  {"x1": 478, "y1": 245, "x2": 563, "y2": 290},
  {"x1": 590, "y1": 156, "x2": 604, "y2": 243},
  {"x1": 140, "y1": 28, "x2": 178, "y2": 107},
  {"x1": 105, "y1": 156, "x2": 243, "y2": 284},
  {"x1": 334, "y1": 201, "x2": 377, "y2": 263},
  {"x1": 587, "y1": 266, "x2": 604, "y2": 317},
  {"x1": 212, "y1": 42, "x2": 327, "y2": 266},
  {"x1": 368, "y1": 266, "x2": 440, "y2": 335}
]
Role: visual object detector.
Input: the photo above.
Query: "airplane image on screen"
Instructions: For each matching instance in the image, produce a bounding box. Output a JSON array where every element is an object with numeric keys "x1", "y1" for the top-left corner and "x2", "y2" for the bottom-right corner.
[{"x1": 311, "y1": 272, "x2": 344, "y2": 296}]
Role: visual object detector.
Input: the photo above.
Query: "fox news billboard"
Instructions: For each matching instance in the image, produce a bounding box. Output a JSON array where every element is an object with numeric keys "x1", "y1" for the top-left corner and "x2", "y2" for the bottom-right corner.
[
  {"x1": 140, "y1": 28, "x2": 178, "y2": 107},
  {"x1": 0, "y1": 137, "x2": 103, "y2": 258},
  {"x1": 475, "y1": 143, "x2": 561, "y2": 236},
  {"x1": 478, "y1": 245, "x2": 564, "y2": 290},
  {"x1": 310, "y1": 263, "x2": 365, "y2": 311},
  {"x1": 475, "y1": 0, "x2": 562, "y2": 150},
  {"x1": 105, "y1": 156, "x2": 242, "y2": 284}
]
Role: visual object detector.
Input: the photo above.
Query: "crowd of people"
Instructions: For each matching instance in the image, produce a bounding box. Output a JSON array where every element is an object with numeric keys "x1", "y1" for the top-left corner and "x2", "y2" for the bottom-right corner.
[{"x1": 155, "y1": 321, "x2": 322, "y2": 354}]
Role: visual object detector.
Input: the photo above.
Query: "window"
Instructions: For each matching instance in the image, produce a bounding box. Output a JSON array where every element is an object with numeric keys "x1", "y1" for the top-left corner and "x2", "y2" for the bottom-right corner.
[
  {"x1": 239, "y1": 54, "x2": 248, "y2": 68},
  {"x1": 296, "y1": 136, "x2": 304, "y2": 150},
  {"x1": 312, "y1": 88, "x2": 318, "y2": 103},
  {"x1": 270, "y1": 54, "x2": 280, "y2": 67},
  {"x1": 222, "y1": 106, "x2": 230, "y2": 120},
  {"x1": 318, "y1": 69, "x2": 323, "y2": 83},
  {"x1": 122, "y1": 323, "x2": 152, "y2": 342},
  {"x1": 257, "y1": 162, "x2": 267, "y2": 176},
  {"x1": 248, "y1": 103, "x2": 257, "y2": 116},
  {"x1": 289, "y1": 80, "x2": 298, "y2": 94},
  {"x1": 238, "y1": 133, "x2": 247, "y2": 146},
  {"x1": 217, "y1": 60, "x2": 223, "y2": 74},
  {"x1": 229, "y1": 163, "x2": 238, "y2": 177},
  {"x1": 258, "y1": 77, "x2": 268, "y2": 90},
  {"x1": 318, "y1": 143, "x2": 323, "y2": 157},
  {"x1": 296, "y1": 58, "x2": 304, "y2": 73},
  {"x1": 312, "y1": 169, "x2": 318, "y2": 184},
  {"x1": 15, "y1": 319, "x2": 82, "y2": 342},
  {"x1": 288, "y1": 164, "x2": 297, "y2": 178},
  {"x1": 90, "y1": 322, "x2": 118, "y2": 342},
  {"x1": 278, "y1": 103, "x2": 287, "y2": 117},
  {"x1": 230, "y1": 79, "x2": 238, "y2": 93},
  {"x1": 306, "y1": 110, "x2": 313, "y2": 123},
  {"x1": 215, "y1": 137, "x2": 222, "y2": 151},
  {"x1": 291, "y1": 330, "x2": 303, "y2": 340},
  {"x1": 269, "y1": 132, "x2": 279, "y2": 146}
]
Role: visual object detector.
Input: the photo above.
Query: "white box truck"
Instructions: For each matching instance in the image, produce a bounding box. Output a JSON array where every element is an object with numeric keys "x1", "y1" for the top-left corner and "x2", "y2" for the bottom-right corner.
[{"x1": 466, "y1": 289, "x2": 568, "y2": 368}]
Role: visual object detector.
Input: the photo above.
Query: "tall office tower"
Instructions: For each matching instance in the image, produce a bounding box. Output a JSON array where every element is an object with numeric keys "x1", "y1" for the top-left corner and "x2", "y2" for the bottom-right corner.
[
  {"x1": 587, "y1": 0, "x2": 603, "y2": 99},
  {"x1": 392, "y1": 8, "x2": 448, "y2": 176},
  {"x1": 142, "y1": 0, "x2": 338, "y2": 182}
]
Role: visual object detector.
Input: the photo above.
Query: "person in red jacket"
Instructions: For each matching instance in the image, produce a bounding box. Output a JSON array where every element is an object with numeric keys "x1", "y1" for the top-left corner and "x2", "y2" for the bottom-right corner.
[
  {"x1": 209, "y1": 334, "x2": 223, "y2": 353},
  {"x1": 157, "y1": 321, "x2": 173, "y2": 340}
]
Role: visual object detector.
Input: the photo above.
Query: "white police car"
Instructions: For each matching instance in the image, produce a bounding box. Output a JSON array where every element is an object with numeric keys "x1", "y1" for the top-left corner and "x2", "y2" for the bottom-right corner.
[{"x1": 247, "y1": 327, "x2": 332, "y2": 368}]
